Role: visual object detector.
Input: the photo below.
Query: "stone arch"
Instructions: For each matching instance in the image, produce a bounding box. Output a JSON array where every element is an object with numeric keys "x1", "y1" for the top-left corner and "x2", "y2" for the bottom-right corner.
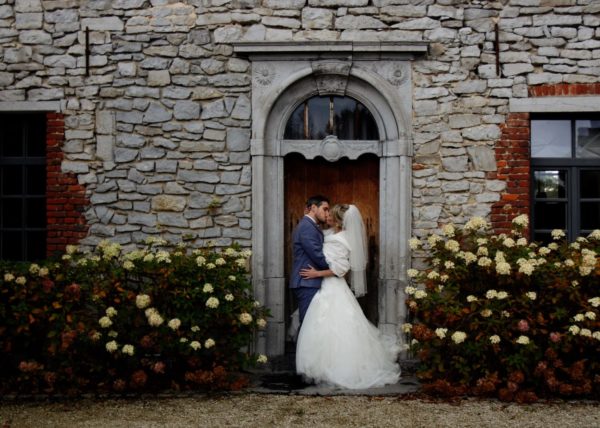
[{"x1": 236, "y1": 41, "x2": 426, "y2": 357}]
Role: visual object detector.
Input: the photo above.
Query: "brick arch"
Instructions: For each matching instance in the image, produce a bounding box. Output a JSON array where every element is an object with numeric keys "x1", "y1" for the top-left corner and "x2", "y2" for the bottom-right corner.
[{"x1": 491, "y1": 83, "x2": 600, "y2": 236}]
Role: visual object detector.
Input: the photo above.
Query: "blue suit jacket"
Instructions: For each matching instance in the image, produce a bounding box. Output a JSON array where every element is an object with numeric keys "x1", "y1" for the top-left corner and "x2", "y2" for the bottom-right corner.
[{"x1": 290, "y1": 216, "x2": 330, "y2": 289}]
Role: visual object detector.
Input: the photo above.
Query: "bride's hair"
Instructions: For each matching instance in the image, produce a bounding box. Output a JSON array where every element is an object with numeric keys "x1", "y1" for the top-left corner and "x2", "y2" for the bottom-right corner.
[{"x1": 330, "y1": 204, "x2": 349, "y2": 229}]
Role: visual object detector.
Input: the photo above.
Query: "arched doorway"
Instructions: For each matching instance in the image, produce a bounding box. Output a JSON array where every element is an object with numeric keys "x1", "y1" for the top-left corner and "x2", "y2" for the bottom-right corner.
[{"x1": 237, "y1": 41, "x2": 425, "y2": 357}]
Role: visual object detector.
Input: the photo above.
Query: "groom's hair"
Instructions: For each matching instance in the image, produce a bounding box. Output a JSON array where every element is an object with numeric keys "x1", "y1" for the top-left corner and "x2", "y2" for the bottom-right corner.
[{"x1": 306, "y1": 195, "x2": 329, "y2": 208}]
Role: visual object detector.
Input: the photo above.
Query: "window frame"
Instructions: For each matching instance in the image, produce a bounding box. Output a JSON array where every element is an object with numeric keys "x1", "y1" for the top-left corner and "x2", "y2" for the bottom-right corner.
[
  {"x1": 530, "y1": 113, "x2": 600, "y2": 242},
  {"x1": 0, "y1": 113, "x2": 47, "y2": 261}
]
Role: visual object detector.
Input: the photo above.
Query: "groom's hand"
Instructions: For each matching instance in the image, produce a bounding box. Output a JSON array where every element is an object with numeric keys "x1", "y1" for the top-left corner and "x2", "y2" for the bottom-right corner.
[{"x1": 300, "y1": 265, "x2": 320, "y2": 279}]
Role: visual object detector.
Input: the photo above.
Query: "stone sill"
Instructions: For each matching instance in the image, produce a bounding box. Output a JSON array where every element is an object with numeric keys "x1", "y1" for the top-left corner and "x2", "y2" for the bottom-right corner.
[{"x1": 510, "y1": 96, "x2": 600, "y2": 113}]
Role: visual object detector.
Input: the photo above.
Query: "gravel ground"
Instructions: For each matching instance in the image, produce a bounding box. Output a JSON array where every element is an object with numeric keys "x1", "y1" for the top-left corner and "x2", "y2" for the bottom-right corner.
[{"x1": 1, "y1": 394, "x2": 600, "y2": 428}]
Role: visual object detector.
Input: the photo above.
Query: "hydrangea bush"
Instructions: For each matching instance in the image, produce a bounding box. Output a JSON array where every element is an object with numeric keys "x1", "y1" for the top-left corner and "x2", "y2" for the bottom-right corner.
[
  {"x1": 0, "y1": 239, "x2": 269, "y2": 395},
  {"x1": 405, "y1": 215, "x2": 600, "y2": 402}
]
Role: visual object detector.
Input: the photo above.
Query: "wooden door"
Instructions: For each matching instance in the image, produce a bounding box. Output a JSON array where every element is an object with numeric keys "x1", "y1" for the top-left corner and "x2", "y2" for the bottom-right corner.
[{"x1": 284, "y1": 153, "x2": 380, "y2": 334}]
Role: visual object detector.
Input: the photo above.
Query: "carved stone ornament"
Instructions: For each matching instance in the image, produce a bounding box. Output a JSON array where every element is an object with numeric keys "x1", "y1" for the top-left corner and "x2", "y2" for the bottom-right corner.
[
  {"x1": 372, "y1": 63, "x2": 408, "y2": 86},
  {"x1": 316, "y1": 75, "x2": 348, "y2": 95},
  {"x1": 253, "y1": 64, "x2": 276, "y2": 86},
  {"x1": 320, "y1": 135, "x2": 344, "y2": 161}
]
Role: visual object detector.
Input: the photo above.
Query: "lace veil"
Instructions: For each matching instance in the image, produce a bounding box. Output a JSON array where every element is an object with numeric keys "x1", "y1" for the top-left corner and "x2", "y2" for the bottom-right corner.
[{"x1": 343, "y1": 204, "x2": 368, "y2": 297}]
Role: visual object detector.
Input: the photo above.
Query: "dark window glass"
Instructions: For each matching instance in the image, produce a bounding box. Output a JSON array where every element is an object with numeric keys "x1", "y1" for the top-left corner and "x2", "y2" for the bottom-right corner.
[
  {"x1": 534, "y1": 201, "x2": 567, "y2": 230},
  {"x1": 284, "y1": 95, "x2": 379, "y2": 140},
  {"x1": 581, "y1": 202, "x2": 600, "y2": 230},
  {"x1": 581, "y1": 170, "x2": 600, "y2": 198},
  {"x1": 0, "y1": 113, "x2": 46, "y2": 261},
  {"x1": 306, "y1": 96, "x2": 330, "y2": 140}
]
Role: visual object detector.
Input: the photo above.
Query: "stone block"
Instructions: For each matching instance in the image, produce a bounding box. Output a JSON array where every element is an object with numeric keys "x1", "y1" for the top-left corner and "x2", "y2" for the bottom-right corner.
[
  {"x1": 114, "y1": 148, "x2": 138, "y2": 163},
  {"x1": 502, "y1": 63, "x2": 534, "y2": 76},
  {"x1": 226, "y1": 128, "x2": 250, "y2": 152},
  {"x1": 91, "y1": 192, "x2": 118, "y2": 204},
  {"x1": 117, "y1": 134, "x2": 145, "y2": 148},
  {"x1": 96, "y1": 135, "x2": 114, "y2": 161},
  {"x1": 15, "y1": 13, "x2": 43, "y2": 29},
  {"x1": 82, "y1": 17, "x2": 124, "y2": 31},
  {"x1": 449, "y1": 114, "x2": 480, "y2": 129},
  {"x1": 158, "y1": 213, "x2": 188, "y2": 227},
  {"x1": 467, "y1": 146, "x2": 496, "y2": 172},
  {"x1": 96, "y1": 111, "x2": 115, "y2": 135},
  {"x1": 335, "y1": 15, "x2": 385, "y2": 30},
  {"x1": 15, "y1": 0, "x2": 42, "y2": 12},
  {"x1": 201, "y1": 99, "x2": 227, "y2": 119},
  {"x1": 19, "y1": 30, "x2": 52, "y2": 44},
  {"x1": 62, "y1": 161, "x2": 89, "y2": 174},
  {"x1": 264, "y1": 0, "x2": 306, "y2": 8},
  {"x1": 4, "y1": 47, "x2": 33, "y2": 64},
  {"x1": 152, "y1": 195, "x2": 187, "y2": 211},
  {"x1": 462, "y1": 125, "x2": 501, "y2": 141},
  {"x1": 177, "y1": 170, "x2": 220, "y2": 183},
  {"x1": 147, "y1": 70, "x2": 171, "y2": 86},
  {"x1": 143, "y1": 102, "x2": 173, "y2": 123},
  {"x1": 128, "y1": 213, "x2": 157, "y2": 227},
  {"x1": 174, "y1": 100, "x2": 201, "y2": 120}
]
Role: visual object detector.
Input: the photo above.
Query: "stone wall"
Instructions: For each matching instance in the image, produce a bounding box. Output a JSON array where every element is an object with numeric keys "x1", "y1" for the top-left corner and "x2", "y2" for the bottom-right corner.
[{"x1": 1, "y1": 0, "x2": 599, "y2": 250}]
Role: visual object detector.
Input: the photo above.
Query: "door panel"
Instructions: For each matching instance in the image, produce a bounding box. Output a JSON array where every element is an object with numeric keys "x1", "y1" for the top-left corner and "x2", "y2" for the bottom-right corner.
[{"x1": 284, "y1": 153, "x2": 380, "y2": 336}]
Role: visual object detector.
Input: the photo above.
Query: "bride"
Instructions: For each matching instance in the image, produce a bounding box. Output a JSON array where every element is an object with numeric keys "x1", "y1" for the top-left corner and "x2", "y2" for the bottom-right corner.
[{"x1": 295, "y1": 204, "x2": 401, "y2": 389}]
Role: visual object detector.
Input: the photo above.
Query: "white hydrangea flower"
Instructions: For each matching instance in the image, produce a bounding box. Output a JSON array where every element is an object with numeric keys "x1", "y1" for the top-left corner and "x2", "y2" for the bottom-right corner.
[
  {"x1": 225, "y1": 293, "x2": 234, "y2": 301},
  {"x1": 551, "y1": 229, "x2": 565, "y2": 240},
  {"x1": 501, "y1": 311, "x2": 510, "y2": 318},
  {"x1": 573, "y1": 314, "x2": 585, "y2": 322},
  {"x1": 442, "y1": 224, "x2": 455, "y2": 237},
  {"x1": 569, "y1": 325, "x2": 580, "y2": 335},
  {"x1": 467, "y1": 295, "x2": 478, "y2": 303},
  {"x1": 155, "y1": 251, "x2": 171, "y2": 264},
  {"x1": 497, "y1": 291, "x2": 508, "y2": 300},
  {"x1": 148, "y1": 313, "x2": 164, "y2": 327},
  {"x1": 108, "y1": 330, "x2": 118, "y2": 338},
  {"x1": 215, "y1": 257, "x2": 226, "y2": 266},
  {"x1": 516, "y1": 238, "x2": 528, "y2": 246},
  {"x1": 588, "y1": 297, "x2": 600, "y2": 307},
  {"x1": 191, "y1": 325, "x2": 200, "y2": 332},
  {"x1": 105, "y1": 307, "x2": 118, "y2": 318},
  {"x1": 402, "y1": 323, "x2": 413, "y2": 333},
  {"x1": 564, "y1": 259, "x2": 575, "y2": 267},
  {"x1": 570, "y1": 242, "x2": 580, "y2": 250},
  {"x1": 512, "y1": 214, "x2": 529, "y2": 228},
  {"x1": 203, "y1": 283, "x2": 214, "y2": 293},
  {"x1": 518, "y1": 262, "x2": 535, "y2": 276},
  {"x1": 593, "y1": 331, "x2": 600, "y2": 341},
  {"x1": 257, "y1": 354, "x2": 268, "y2": 364},
  {"x1": 464, "y1": 217, "x2": 488, "y2": 231},
  {"x1": 444, "y1": 261, "x2": 455, "y2": 270},
  {"x1": 579, "y1": 266, "x2": 593, "y2": 276},
  {"x1": 239, "y1": 313, "x2": 253, "y2": 325},
  {"x1": 451, "y1": 331, "x2": 467, "y2": 344},
  {"x1": 180, "y1": 338, "x2": 188, "y2": 343},
  {"x1": 4, "y1": 273, "x2": 14, "y2": 282},
  {"x1": 427, "y1": 271, "x2": 439, "y2": 280},
  {"x1": 407, "y1": 268, "x2": 419, "y2": 278},
  {"x1": 486, "y1": 290, "x2": 498, "y2": 299},
  {"x1": 580, "y1": 329, "x2": 592, "y2": 338},
  {"x1": 588, "y1": 229, "x2": 600, "y2": 240},
  {"x1": 143, "y1": 253, "x2": 155, "y2": 263},
  {"x1": 439, "y1": 274, "x2": 449, "y2": 283},
  {"x1": 206, "y1": 263, "x2": 216, "y2": 270},
  {"x1": 204, "y1": 338, "x2": 215, "y2": 349},
  {"x1": 516, "y1": 335, "x2": 530, "y2": 345},
  {"x1": 414, "y1": 290, "x2": 427, "y2": 299},
  {"x1": 225, "y1": 248, "x2": 238, "y2": 256},
  {"x1": 478, "y1": 257, "x2": 492, "y2": 267},
  {"x1": 489, "y1": 335, "x2": 501, "y2": 344},
  {"x1": 190, "y1": 341, "x2": 201, "y2": 350},
  {"x1": 123, "y1": 260, "x2": 135, "y2": 270},
  {"x1": 136, "y1": 294, "x2": 151, "y2": 309},
  {"x1": 66, "y1": 245, "x2": 78, "y2": 255},
  {"x1": 548, "y1": 243, "x2": 559, "y2": 251},
  {"x1": 503, "y1": 238, "x2": 515, "y2": 248},
  {"x1": 405, "y1": 286, "x2": 416, "y2": 295},
  {"x1": 105, "y1": 340, "x2": 118, "y2": 353},
  {"x1": 228, "y1": 275, "x2": 236, "y2": 281},
  {"x1": 480, "y1": 309, "x2": 492, "y2": 318},
  {"x1": 462, "y1": 252, "x2": 477, "y2": 265},
  {"x1": 29, "y1": 263, "x2": 40, "y2": 274},
  {"x1": 585, "y1": 311, "x2": 596, "y2": 320},
  {"x1": 257, "y1": 318, "x2": 267, "y2": 328},
  {"x1": 435, "y1": 328, "x2": 448, "y2": 339},
  {"x1": 445, "y1": 240, "x2": 460, "y2": 253},
  {"x1": 525, "y1": 292, "x2": 537, "y2": 300},
  {"x1": 427, "y1": 234, "x2": 442, "y2": 247},
  {"x1": 408, "y1": 237, "x2": 420, "y2": 250},
  {"x1": 122, "y1": 344, "x2": 135, "y2": 356},
  {"x1": 572, "y1": 280, "x2": 579, "y2": 287},
  {"x1": 477, "y1": 247, "x2": 489, "y2": 257},
  {"x1": 99, "y1": 316, "x2": 113, "y2": 328},
  {"x1": 496, "y1": 262, "x2": 511, "y2": 276},
  {"x1": 15, "y1": 276, "x2": 26, "y2": 285},
  {"x1": 168, "y1": 318, "x2": 181, "y2": 330},
  {"x1": 196, "y1": 256, "x2": 206, "y2": 266},
  {"x1": 206, "y1": 297, "x2": 219, "y2": 309}
]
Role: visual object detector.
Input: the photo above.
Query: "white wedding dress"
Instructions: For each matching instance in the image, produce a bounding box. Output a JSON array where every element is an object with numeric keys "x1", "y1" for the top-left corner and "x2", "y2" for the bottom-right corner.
[{"x1": 295, "y1": 231, "x2": 401, "y2": 389}]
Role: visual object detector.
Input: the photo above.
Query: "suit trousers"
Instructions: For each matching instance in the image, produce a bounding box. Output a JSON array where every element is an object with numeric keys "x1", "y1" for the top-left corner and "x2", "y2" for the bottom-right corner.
[{"x1": 293, "y1": 287, "x2": 320, "y2": 325}]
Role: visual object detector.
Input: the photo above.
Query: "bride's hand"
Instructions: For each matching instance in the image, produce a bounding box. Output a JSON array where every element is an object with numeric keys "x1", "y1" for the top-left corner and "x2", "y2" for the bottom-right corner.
[{"x1": 300, "y1": 265, "x2": 320, "y2": 279}]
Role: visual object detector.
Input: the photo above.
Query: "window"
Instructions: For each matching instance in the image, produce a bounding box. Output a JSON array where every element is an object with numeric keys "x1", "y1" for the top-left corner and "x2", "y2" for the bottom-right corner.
[
  {"x1": 531, "y1": 115, "x2": 600, "y2": 242},
  {"x1": 0, "y1": 113, "x2": 46, "y2": 261},
  {"x1": 284, "y1": 96, "x2": 379, "y2": 140}
]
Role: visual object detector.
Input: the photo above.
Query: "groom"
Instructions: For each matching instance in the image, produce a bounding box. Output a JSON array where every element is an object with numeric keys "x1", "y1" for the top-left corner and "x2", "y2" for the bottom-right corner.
[{"x1": 290, "y1": 195, "x2": 330, "y2": 324}]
